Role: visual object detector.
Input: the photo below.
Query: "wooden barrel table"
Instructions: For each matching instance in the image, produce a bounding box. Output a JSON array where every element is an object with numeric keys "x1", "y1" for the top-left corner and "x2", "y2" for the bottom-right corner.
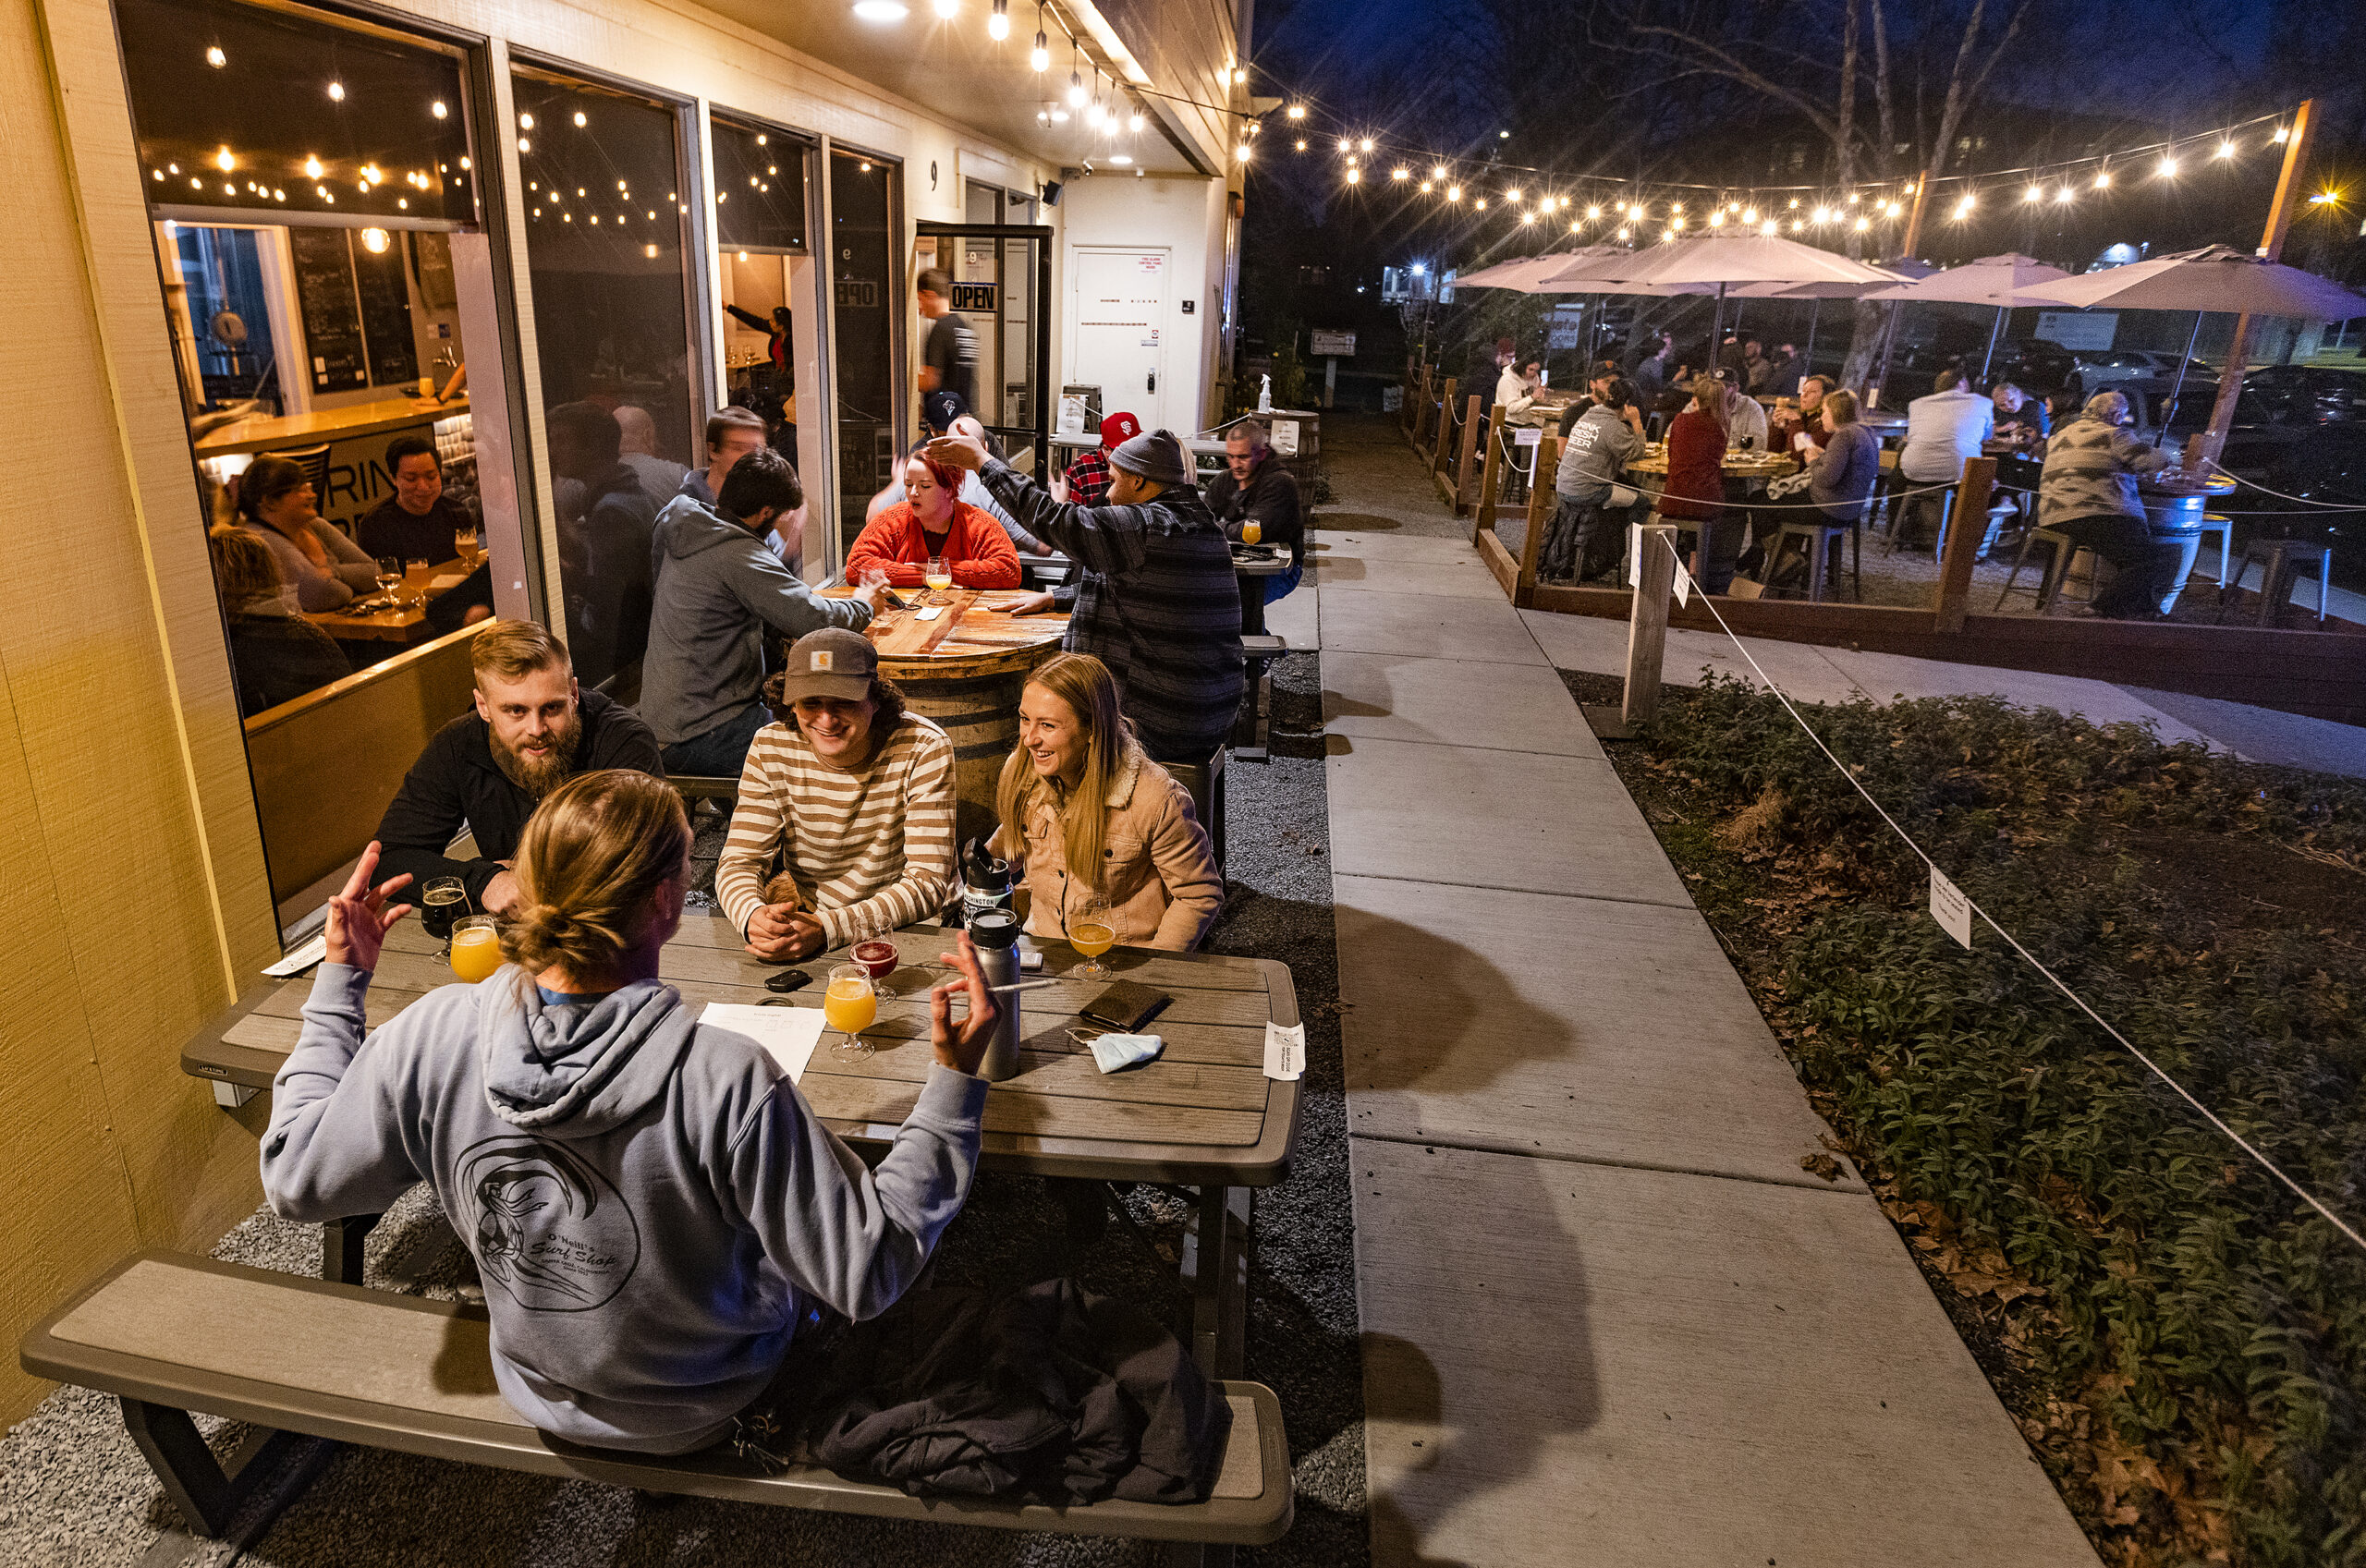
[{"x1": 816, "y1": 588, "x2": 1070, "y2": 848}]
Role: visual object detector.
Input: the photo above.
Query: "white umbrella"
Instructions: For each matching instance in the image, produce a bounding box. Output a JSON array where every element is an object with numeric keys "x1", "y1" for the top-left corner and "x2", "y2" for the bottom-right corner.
[
  {"x1": 1454, "y1": 252, "x2": 1597, "y2": 293},
  {"x1": 2020, "y1": 246, "x2": 2366, "y2": 437},
  {"x1": 1864, "y1": 252, "x2": 2083, "y2": 379},
  {"x1": 1541, "y1": 236, "x2": 1909, "y2": 379}
]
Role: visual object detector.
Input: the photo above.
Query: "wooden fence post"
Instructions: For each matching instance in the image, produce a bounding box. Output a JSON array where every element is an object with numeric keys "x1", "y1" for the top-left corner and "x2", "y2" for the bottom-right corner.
[
  {"x1": 1429, "y1": 379, "x2": 1457, "y2": 473},
  {"x1": 1933, "y1": 456, "x2": 1996, "y2": 633},
  {"x1": 1452, "y1": 395, "x2": 1483, "y2": 513},
  {"x1": 1515, "y1": 436, "x2": 1558, "y2": 606},
  {"x1": 1474, "y1": 408, "x2": 1506, "y2": 540},
  {"x1": 1622, "y1": 521, "x2": 1678, "y2": 730}
]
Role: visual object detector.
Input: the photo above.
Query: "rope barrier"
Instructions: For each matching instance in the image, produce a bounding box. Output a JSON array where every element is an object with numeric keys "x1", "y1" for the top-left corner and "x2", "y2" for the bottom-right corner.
[
  {"x1": 1649, "y1": 528, "x2": 2366, "y2": 1255},
  {"x1": 2203, "y1": 458, "x2": 2366, "y2": 512}
]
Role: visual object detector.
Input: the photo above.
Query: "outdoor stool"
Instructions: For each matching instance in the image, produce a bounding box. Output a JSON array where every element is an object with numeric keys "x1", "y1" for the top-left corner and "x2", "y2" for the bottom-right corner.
[
  {"x1": 1230, "y1": 634, "x2": 1291, "y2": 761},
  {"x1": 1886, "y1": 478, "x2": 1954, "y2": 555},
  {"x1": 2219, "y1": 537, "x2": 2335, "y2": 627},
  {"x1": 1166, "y1": 746, "x2": 1228, "y2": 873},
  {"x1": 1763, "y1": 520, "x2": 1859, "y2": 603},
  {"x1": 20, "y1": 1252, "x2": 1293, "y2": 1553},
  {"x1": 1994, "y1": 527, "x2": 2089, "y2": 614},
  {"x1": 2191, "y1": 515, "x2": 2233, "y2": 590}
]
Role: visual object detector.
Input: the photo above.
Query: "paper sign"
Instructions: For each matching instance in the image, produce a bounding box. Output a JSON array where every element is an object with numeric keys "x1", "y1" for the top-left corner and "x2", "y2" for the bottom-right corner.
[
  {"x1": 264, "y1": 930, "x2": 328, "y2": 978},
  {"x1": 1514, "y1": 427, "x2": 1542, "y2": 447},
  {"x1": 701, "y1": 1003, "x2": 825, "y2": 1083},
  {"x1": 1263, "y1": 1020, "x2": 1306, "y2": 1081},
  {"x1": 916, "y1": 605, "x2": 944, "y2": 621},
  {"x1": 1929, "y1": 869, "x2": 1974, "y2": 949},
  {"x1": 1272, "y1": 420, "x2": 1299, "y2": 456},
  {"x1": 1628, "y1": 521, "x2": 1642, "y2": 587},
  {"x1": 1672, "y1": 556, "x2": 1693, "y2": 608}
]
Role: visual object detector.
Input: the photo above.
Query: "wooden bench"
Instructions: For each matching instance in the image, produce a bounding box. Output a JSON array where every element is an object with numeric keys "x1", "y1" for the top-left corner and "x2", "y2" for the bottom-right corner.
[{"x1": 23, "y1": 1251, "x2": 1294, "y2": 1551}]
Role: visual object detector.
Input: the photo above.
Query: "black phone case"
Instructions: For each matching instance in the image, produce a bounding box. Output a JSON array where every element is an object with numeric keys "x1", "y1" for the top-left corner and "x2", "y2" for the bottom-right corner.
[{"x1": 1081, "y1": 981, "x2": 1169, "y2": 1032}]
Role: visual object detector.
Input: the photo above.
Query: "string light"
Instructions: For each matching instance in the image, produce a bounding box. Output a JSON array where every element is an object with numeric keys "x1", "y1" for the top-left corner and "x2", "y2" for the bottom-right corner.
[
  {"x1": 1130, "y1": 101, "x2": 1146, "y2": 132},
  {"x1": 2157, "y1": 154, "x2": 2178, "y2": 176},
  {"x1": 2215, "y1": 139, "x2": 2235, "y2": 159},
  {"x1": 574, "y1": 110, "x2": 588, "y2": 127},
  {"x1": 1585, "y1": 204, "x2": 1600, "y2": 219},
  {"x1": 1359, "y1": 137, "x2": 1373, "y2": 152},
  {"x1": 1336, "y1": 138, "x2": 1350, "y2": 152},
  {"x1": 2024, "y1": 184, "x2": 2043, "y2": 202},
  {"x1": 206, "y1": 44, "x2": 226, "y2": 66},
  {"x1": 1031, "y1": 2, "x2": 1048, "y2": 70},
  {"x1": 432, "y1": 101, "x2": 448, "y2": 119},
  {"x1": 1345, "y1": 166, "x2": 1360, "y2": 183},
  {"x1": 1294, "y1": 139, "x2": 1307, "y2": 152},
  {"x1": 2273, "y1": 125, "x2": 2290, "y2": 143},
  {"x1": 990, "y1": 0, "x2": 1008, "y2": 39},
  {"x1": 327, "y1": 80, "x2": 345, "y2": 102},
  {"x1": 1391, "y1": 166, "x2": 1409, "y2": 180},
  {"x1": 2055, "y1": 185, "x2": 2075, "y2": 203},
  {"x1": 2093, "y1": 168, "x2": 2111, "y2": 188},
  {"x1": 1853, "y1": 214, "x2": 1870, "y2": 230},
  {"x1": 1446, "y1": 185, "x2": 1461, "y2": 201},
  {"x1": 1473, "y1": 197, "x2": 1486, "y2": 209},
  {"x1": 1954, "y1": 195, "x2": 1976, "y2": 218},
  {"x1": 1418, "y1": 179, "x2": 1431, "y2": 192},
  {"x1": 1286, "y1": 103, "x2": 1306, "y2": 120},
  {"x1": 1432, "y1": 164, "x2": 1446, "y2": 180}
]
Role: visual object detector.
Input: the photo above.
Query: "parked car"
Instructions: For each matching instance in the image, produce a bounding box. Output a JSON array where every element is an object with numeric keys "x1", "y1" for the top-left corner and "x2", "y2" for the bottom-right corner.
[
  {"x1": 1986, "y1": 339, "x2": 2079, "y2": 395},
  {"x1": 2069, "y1": 349, "x2": 2214, "y2": 398}
]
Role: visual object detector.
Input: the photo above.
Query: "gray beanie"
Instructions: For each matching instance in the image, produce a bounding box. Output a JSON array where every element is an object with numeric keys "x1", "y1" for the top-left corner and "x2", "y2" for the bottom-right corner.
[{"x1": 1108, "y1": 428, "x2": 1193, "y2": 489}]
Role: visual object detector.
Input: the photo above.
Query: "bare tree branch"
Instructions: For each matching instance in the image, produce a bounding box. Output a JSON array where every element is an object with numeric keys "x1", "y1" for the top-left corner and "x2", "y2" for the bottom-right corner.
[{"x1": 1624, "y1": 22, "x2": 1845, "y2": 144}]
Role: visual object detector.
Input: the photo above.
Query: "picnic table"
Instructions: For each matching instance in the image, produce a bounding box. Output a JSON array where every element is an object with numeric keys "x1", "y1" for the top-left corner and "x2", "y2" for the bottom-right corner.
[
  {"x1": 179, "y1": 914, "x2": 1299, "y2": 1380},
  {"x1": 1623, "y1": 446, "x2": 1800, "y2": 480},
  {"x1": 304, "y1": 555, "x2": 477, "y2": 644}
]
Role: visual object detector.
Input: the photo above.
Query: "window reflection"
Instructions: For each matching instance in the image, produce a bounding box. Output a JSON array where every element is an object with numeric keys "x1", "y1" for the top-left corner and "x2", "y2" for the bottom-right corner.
[
  {"x1": 512, "y1": 66, "x2": 693, "y2": 688},
  {"x1": 830, "y1": 149, "x2": 897, "y2": 558}
]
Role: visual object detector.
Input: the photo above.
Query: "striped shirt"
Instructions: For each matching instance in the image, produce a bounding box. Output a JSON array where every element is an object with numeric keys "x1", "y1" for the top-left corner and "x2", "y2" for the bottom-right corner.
[
  {"x1": 714, "y1": 714, "x2": 957, "y2": 945},
  {"x1": 978, "y1": 457, "x2": 1245, "y2": 756}
]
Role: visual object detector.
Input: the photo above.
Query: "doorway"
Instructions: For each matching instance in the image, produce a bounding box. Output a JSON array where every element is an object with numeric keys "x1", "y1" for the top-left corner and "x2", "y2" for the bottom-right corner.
[
  {"x1": 1067, "y1": 246, "x2": 1171, "y2": 435},
  {"x1": 915, "y1": 219, "x2": 1052, "y2": 478}
]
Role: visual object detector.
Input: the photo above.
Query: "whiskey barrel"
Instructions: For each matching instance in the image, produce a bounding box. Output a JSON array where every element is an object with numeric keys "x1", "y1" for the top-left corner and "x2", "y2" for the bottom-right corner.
[{"x1": 878, "y1": 638, "x2": 1066, "y2": 850}]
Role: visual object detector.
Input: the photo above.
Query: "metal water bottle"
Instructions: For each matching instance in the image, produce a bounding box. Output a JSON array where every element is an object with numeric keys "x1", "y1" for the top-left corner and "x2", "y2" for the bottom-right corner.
[
  {"x1": 968, "y1": 908, "x2": 1023, "y2": 1082},
  {"x1": 958, "y1": 837, "x2": 1012, "y2": 929}
]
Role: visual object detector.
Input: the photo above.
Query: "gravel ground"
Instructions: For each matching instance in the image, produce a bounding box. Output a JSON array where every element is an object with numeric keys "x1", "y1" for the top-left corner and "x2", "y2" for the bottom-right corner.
[{"x1": 0, "y1": 675, "x2": 1360, "y2": 1568}]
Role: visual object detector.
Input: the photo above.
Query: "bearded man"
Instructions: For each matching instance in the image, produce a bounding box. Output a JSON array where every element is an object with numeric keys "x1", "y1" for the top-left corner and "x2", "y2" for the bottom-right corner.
[{"x1": 373, "y1": 619, "x2": 665, "y2": 913}]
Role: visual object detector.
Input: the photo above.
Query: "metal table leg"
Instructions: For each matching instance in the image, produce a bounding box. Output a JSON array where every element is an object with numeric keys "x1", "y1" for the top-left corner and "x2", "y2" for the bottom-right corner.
[{"x1": 324, "y1": 1213, "x2": 382, "y2": 1285}]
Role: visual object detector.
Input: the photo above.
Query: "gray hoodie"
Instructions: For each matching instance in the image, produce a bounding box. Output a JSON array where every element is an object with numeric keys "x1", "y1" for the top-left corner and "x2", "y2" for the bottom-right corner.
[
  {"x1": 641, "y1": 494, "x2": 870, "y2": 748},
  {"x1": 260, "y1": 962, "x2": 988, "y2": 1454}
]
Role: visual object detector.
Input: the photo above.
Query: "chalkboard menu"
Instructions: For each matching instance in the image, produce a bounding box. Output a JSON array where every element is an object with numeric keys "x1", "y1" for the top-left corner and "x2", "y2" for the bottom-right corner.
[
  {"x1": 291, "y1": 227, "x2": 367, "y2": 394},
  {"x1": 354, "y1": 237, "x2": 418, "y2": 388}
]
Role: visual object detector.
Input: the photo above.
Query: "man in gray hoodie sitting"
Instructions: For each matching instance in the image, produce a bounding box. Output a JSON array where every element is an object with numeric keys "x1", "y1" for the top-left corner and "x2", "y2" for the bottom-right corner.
[
  {"x1": 642, "y1": 446, "x2": 881, "y2": 777},
  {"x1": 261, "y1": 772, "x2": 998, "y2": 1456}
]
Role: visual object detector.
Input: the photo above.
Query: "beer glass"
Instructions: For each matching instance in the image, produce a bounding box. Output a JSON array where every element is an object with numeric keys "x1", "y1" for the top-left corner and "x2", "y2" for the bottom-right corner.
[
  {"x1": 421, "y1": 877, "x2": 468, "y2": 960},
  {"x1": 1067, "y1": 891, "x2": 1117, "y2": 982}
]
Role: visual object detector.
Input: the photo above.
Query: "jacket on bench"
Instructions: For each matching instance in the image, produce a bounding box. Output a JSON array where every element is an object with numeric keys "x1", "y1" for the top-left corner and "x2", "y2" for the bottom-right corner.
[{"x1": 260, "y1": 962, "x2": 989, "y2": 1455}]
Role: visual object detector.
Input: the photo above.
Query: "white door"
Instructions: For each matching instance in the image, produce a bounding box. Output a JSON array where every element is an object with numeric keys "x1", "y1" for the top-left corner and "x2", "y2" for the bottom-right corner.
[{"x1": 1068, "y1": 247, "x2": 1168, "y2": 432}]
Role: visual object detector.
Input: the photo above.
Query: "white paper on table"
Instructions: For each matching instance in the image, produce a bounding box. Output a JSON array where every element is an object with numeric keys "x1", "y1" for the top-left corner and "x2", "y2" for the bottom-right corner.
[
  {"x1": 1263, "y1": 1021, "x2": 1306, "y2": 1081},
  {"x1": 1672, "y1": 556, "x2": 1693, "y2": 607},
  {"x1": 263, "y1": 930, "x2": 329, "y2": 977},
  {"x1": 1929, "y1": 869, "x2": 1974, "y2": 950},
  {"x1": 429, "y1": 573, "x2": 469, "y2": 591},
  {"x1": 701, "y1": 1003, "x2": 826, "y2": 1083},
  {"x1": 916, "y1": 605, "x2": 944, "y2": 621}
]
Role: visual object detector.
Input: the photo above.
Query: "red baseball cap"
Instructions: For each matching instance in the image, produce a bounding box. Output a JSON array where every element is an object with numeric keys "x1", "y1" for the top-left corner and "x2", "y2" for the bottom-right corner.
[{"x1": 1100, "y1": 411, "x2": 1141, "y2": 447}]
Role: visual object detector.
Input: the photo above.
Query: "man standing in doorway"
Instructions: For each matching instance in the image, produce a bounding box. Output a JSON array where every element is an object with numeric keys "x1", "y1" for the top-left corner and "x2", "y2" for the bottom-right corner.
[{"x1": 916, "y1": 268, "x2": 978, "y2": 412}]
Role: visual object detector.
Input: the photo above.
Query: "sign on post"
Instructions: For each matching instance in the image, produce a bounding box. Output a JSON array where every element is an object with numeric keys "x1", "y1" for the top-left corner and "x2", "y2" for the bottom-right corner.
[{"x1": 1309, "y1": 329, "x2": 1357, "y2": 358}]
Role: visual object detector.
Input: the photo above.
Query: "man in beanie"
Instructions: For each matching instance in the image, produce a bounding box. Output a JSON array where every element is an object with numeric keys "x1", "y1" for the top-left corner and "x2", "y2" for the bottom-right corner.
[
  {"x1": 927, "y1": 425, "x2": 1245, "y2": 765},
  {"x1": 715, "y1": 627, "x2": 957, "y2": 962}
]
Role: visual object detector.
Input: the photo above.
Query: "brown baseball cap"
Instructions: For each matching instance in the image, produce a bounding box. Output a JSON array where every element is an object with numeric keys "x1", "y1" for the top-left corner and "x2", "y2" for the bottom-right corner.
[{"x1": 778, "y1": 627, "x2": 877, "y2": 702}]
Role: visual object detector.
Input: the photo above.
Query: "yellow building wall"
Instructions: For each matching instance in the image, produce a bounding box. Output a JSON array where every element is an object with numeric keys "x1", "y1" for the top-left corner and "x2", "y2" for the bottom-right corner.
[{"x1": 0, "y1": 0, "x2": 282, "y2": 1426}]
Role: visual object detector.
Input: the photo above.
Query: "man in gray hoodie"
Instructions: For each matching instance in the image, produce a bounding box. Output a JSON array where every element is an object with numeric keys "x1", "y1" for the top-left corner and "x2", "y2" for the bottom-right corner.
[
  {"x1": 641, "y1": 446, "x2": 880, "y2": 777},
  {"x1": 260, "y1": 803, "x2": 999, "y2": 1458}
]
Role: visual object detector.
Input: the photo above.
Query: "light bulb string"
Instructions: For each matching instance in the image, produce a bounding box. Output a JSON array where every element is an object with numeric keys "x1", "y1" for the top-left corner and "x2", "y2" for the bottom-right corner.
[{"x1": 1280, "y1": 102, "x2": 2298, "y2": 211}]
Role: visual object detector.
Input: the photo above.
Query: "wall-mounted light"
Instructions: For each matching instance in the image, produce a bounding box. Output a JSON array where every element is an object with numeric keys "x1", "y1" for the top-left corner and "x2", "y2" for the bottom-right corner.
[{"x1": 205, "y1": 45, "x2": 225, "y2": 67}]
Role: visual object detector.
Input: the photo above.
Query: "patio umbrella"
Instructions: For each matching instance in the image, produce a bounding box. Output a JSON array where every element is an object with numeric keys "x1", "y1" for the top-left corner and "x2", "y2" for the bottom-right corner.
[
  {"x1": 2021, "y1": 246, "x2": 2366, "y2": 438},
  {"x1": 1540, "y1": 237, "x2": 1910, "y2": 375},
  {"x1": 1865, "y1": 252, "x2": 2082, "y2": 379},
  {"x1": 1728, "y1": 264, "x2": 1937, "y2": 379}
]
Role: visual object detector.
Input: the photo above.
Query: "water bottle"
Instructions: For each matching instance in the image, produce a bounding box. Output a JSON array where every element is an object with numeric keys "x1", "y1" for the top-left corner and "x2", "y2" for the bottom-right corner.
[
  {"x1": 958, "y1": 837, "x2": 1012, "y2": 928},
  {"x1": 968, "y1": 908, "x2": 1023, "y2": 1082}
]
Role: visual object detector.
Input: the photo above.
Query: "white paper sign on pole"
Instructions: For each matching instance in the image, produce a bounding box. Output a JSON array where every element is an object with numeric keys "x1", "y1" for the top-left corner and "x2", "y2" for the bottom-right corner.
[
  {"x1": 1514, "y1": 427, "x2": 1542, "y2": 447},
  {"x1": 1929, "y1": 868, "x2": 1974, "y2": 949},
  {"x1": 1272, "y1": 419, "x2": 1299, "y2": 456},
  {"x1": 1672, "y1": 555, "x2": 1693, "y2": 607},
  {"x1": 1628, "y1": 521, "x2": 1642, "y2": 586}
]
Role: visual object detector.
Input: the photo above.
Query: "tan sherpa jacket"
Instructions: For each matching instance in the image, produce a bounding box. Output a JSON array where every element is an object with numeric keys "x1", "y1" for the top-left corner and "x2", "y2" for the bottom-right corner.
[{"x1": 1006, "y1": 740, "x2": 1223, "y2": 952}]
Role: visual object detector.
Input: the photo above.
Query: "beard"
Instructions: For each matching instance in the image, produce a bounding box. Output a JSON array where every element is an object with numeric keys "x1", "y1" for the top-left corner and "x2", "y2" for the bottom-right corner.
[{"x1": 491, "y1": 714, "x2": 583, "y2": 797}]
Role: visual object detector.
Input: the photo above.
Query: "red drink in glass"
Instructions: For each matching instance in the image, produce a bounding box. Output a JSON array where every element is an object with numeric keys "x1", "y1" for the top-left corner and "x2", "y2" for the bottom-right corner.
[{"x1": 853, "y1": 940, "x2": 899, "y2": 982}]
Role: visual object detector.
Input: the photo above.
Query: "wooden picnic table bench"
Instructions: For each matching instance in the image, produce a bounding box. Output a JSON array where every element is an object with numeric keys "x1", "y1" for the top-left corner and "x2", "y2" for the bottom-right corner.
[{"x1": 21, "y1": 1251, "x2": 1292, "y2": 1556}]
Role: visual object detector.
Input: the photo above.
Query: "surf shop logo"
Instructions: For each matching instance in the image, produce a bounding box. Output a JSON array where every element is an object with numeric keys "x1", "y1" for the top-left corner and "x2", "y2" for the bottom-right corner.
[{"x1": 455, "y1": 1137, "x2": 640, "y2": 1312}]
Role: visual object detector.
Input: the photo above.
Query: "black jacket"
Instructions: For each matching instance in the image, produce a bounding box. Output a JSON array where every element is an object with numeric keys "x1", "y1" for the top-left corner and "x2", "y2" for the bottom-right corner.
[
  {"x1": 373, "y1": 687, "x2": 664, "y2": 904},
  {"x1": 794, "y1": 1279, "x2": 1231, "y2": 1504},
  {"x1": 1201, "y1": 456, "x2": 1304, "y2": 568},
  {"x1": 226, "y1": 610, "x2": 351, "y2": 717}
]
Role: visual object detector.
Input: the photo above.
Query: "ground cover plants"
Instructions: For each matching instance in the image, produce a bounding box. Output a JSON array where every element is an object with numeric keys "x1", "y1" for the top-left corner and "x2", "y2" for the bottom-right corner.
[{"x1": 1575, "y1": 672, "x2": 2366, "y2": 1568}]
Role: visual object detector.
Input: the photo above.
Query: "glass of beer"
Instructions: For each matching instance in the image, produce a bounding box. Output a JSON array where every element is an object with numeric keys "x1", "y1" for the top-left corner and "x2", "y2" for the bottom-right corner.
[
  {"x1": 823, "y1": 964, "x2": 877, "y2": 1052},
  {"x1": 449, "y1": 915, "x2": 503, "y2": 984},
  {"x1": 923, "y1": 556, "x2": 952, "y2": 604},
  {"x1": 405, "y1": 557, "x2": 432, "y2": 607},
  {"x1": 454, "y1": 521, "x2": 480, "y2": 561},
  {"x1": 851, "y1": 917, "x2": 902, "y2": 1001},
  {"x1": 1242, "y1": 520, "x2": 1262, "y2": 546},
  {"x1": 1067, "y1": 891, "x2": 1118, "y2": 982},
  {"x1": 421, "y1": 877, "x2": 468, "y2": 960}
]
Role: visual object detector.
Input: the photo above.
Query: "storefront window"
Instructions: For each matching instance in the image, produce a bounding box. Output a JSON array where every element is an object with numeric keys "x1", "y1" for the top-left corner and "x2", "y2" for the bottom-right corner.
[
  {"x1": 829, "y1": 148, "x2": 898, "y2": 556},
  {"x1": 116, "y1": 0, "x2": 473, "y2": 227},
  {"x1": 711, "y1": 113, "x2": 809, "y2": 533},
  {"x1": 511, "y1": 65, "x2": 695, "y2": 687}
]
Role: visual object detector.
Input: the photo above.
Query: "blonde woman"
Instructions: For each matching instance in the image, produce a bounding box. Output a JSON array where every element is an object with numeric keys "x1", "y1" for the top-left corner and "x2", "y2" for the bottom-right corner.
[
  {"x1": 260, "y1": 770, "x2": 998, "y2": 1456},
  {"x1": 994, "y1": 652, "x2": 1223, "y2": 953}
]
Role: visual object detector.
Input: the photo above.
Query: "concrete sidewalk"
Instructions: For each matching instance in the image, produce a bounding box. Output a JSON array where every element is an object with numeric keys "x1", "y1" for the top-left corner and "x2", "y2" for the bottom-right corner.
[{"x1": 1311, "y1": 415, "x2": 2103, "y2": 1566}]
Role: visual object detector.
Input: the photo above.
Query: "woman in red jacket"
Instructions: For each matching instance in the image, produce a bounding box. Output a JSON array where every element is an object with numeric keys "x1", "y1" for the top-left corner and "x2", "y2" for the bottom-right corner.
[
  {"x1": 1658, "y1": 378, "x2": 1735, "y2": 592},
  {"x1": 845, "y1": 450, "x2": 1022, "y2": 590}
]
